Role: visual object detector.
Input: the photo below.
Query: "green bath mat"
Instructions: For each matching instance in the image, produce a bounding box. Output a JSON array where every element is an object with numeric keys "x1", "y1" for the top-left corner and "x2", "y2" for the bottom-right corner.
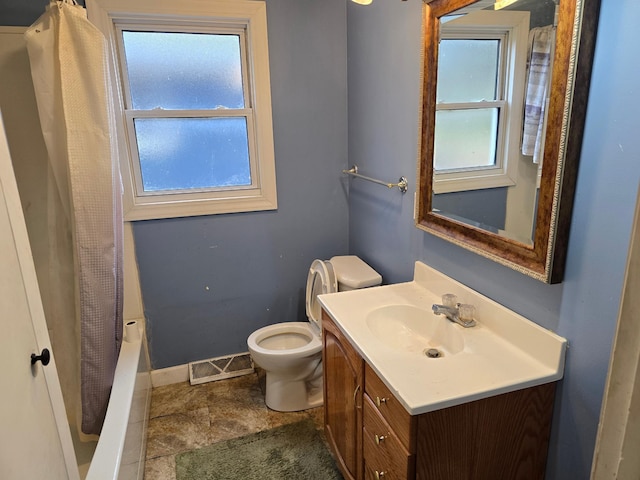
[{"x1": 175, "y1": 419, "x2": 343, "y2": 480}]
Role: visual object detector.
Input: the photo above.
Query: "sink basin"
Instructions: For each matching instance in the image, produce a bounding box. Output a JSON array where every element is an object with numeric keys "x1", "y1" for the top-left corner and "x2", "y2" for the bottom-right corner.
[
  {"x1": 366, "y1": 305, "x2": 465, "y2": 356},
  {"x1": 319, "y1": 261, "x2": 567, "y2": 414}
]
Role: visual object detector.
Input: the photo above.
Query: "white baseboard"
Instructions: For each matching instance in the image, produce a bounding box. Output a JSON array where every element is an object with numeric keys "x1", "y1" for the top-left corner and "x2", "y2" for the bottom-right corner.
[{"x1": 150, "y1": 363, "x2": 189, "y2": 387}]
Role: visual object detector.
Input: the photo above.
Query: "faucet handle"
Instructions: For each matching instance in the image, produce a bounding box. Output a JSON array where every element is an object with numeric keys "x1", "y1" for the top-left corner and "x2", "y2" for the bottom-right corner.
[
  {"x1": 442, "y1": 293, "x2": 458, "y2": 309},
  {"x1": 458, "y1": 303, "x2": 476, "y2": 322}
]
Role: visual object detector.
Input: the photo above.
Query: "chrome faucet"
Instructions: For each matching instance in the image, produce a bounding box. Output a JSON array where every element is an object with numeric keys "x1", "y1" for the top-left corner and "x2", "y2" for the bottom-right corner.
[{"x1": 432, "y1": 296, "x2": 476, "y2": 328}]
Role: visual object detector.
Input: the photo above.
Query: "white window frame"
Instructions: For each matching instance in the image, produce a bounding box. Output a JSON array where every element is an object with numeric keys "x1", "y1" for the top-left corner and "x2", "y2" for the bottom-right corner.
[
  {"x1": 434, "y1": 11, "x2": 530, "y2": 195},
  {"x1": 87, "y1": 0, "x2": 277, "y2": 220}
]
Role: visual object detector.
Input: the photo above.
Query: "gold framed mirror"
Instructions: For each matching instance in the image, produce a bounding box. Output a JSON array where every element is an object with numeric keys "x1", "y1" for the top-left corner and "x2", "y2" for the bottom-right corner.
[{"x1": 415, "y1": 0, "x2": 600, "y2": 283}]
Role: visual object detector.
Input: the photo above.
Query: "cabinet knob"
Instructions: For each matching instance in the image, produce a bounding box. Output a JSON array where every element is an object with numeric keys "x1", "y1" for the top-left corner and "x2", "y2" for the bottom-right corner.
[
  {"x1": 375, "y1": 434, "x2": 387, "y2": 445},
  {"x1": 375, "y1": 471, "x2": 386, "y2": 479},
  {"x1": 375, "y1": 396, "x2": 388, "y2": 407}
]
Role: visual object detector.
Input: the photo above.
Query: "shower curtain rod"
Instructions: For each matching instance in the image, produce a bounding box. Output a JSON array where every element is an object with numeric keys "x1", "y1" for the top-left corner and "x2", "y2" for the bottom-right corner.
[{"x1": 342, "y1": 165, "x2": 408, "y2": 193}]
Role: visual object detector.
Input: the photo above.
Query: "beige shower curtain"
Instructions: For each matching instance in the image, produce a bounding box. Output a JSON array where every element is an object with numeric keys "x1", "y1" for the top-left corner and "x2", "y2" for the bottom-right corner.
[{"x1": 25, "y1": 0, "x2": 123, "y2": 435}]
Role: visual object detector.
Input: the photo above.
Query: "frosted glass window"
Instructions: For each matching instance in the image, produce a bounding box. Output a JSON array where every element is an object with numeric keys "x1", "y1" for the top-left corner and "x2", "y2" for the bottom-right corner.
[
  {"x1": 434, "y1": 109, "x2": 499, "y2": 171},
  {"x1": 134, "y1": 118, "x2": 251, "y2": 192},
  {"x1": 103, "y1": 0, "x2": 277, "y2": 220},
  {"x1": 437, "y1": 39, "x2": 500, "y2": 103},
  {"x1": 122, "y1": 31, "x2": 245, "y2": 110}
]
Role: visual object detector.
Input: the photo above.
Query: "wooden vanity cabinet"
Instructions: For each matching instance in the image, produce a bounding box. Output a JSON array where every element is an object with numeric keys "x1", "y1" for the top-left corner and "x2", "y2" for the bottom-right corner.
[
  {"x1": 363, "y1": 362, "x2": 417, "y2": 480},
  {"x1": 414, "y1": 381, "x2": 556, "y2": 479},
  {"x1": 322, "y1": 309, "x2": 557, "y2": 480},
  {"x1": 323, "y1": 310, "x2": 364, "y2": 480}
]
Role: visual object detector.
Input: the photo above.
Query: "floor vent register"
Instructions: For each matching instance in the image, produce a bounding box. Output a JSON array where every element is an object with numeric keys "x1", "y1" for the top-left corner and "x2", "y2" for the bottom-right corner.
[{"x1": 189, "y1": 352, "x2": 255, "y2": 385}]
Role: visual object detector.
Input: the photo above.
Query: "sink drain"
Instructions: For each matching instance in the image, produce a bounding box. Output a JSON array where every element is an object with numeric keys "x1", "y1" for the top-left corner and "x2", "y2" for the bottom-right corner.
[{"x1": 425, "y1": 348, "x2": 442, "y2": 358}]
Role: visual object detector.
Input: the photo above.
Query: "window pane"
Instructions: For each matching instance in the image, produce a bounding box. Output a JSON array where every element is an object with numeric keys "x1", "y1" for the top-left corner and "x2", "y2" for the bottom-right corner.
[
  {"x1": 434, "y1": 109, "x2": 499, "y2": 171},
  {"x1": 122, "y1": 31, "x2": 245, "y2": 110},
  {"x1": 134, "y1": 118, "x2": 251, "y2": 192},
  {"x1": 437, "y1": 39, "x2": 500, "y2": 103}
]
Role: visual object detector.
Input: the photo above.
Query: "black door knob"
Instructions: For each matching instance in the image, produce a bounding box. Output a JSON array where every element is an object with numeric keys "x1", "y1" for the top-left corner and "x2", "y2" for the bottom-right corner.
[{"x1": 31, "y1": 348, "x2": 50, "y2": 366}]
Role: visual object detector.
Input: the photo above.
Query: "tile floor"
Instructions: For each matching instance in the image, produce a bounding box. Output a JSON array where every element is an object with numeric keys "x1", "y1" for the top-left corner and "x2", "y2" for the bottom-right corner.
[{"x1": 144, "y1": 372, "x2": 325, "y2": 479}]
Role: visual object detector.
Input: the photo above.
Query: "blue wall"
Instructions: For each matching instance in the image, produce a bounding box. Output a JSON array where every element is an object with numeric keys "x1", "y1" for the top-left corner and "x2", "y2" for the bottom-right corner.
[
  {"x1": 347, "y1": 0, "x2": 640, "y2": 478},
  {"x1": 0, "y1": 0, "x2": 49, "y2": 26},
  {"x1": 133, "y1": 0, "x2": 350, "y2": 368}
]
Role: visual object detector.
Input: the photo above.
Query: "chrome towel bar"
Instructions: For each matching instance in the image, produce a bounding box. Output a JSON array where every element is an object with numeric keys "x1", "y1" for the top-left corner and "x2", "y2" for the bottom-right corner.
[{"x1": 342, "y1": 165, "x2": 408, "y2": 193}]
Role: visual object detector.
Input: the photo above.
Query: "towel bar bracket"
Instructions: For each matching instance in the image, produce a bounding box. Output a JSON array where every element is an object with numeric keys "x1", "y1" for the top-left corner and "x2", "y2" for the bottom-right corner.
[{"x1": 342, "y1": 165, "x2": 408, "y2": 194}]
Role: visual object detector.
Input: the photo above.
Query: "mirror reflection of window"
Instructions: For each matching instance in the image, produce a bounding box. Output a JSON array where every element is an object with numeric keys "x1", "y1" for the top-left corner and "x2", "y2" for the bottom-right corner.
[
  {"x1": 435, "y1": 38, "x2": 502, "y2": 172},
  {"x1": 437, "y1": 39, "x2": 500, "y2": 103},
  {"x1": 433, "y1": 11, "x2": 529, "y2": 195}
]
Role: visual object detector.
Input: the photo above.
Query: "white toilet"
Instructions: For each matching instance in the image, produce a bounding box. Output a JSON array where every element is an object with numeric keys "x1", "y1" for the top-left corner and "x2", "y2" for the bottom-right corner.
[{"x1": 247, "y1": 255, "x2": 382, "y2": 412}]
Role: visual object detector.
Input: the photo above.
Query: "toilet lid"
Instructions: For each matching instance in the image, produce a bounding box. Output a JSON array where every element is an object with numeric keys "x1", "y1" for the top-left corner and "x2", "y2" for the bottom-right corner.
[{"x1": 306, "y1": 259, "x2": 338, "y2": 331}]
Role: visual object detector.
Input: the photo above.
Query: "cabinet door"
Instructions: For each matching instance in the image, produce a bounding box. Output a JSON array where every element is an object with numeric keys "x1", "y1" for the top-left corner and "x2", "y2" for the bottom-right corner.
[{"x1": 323, "y1": 311, "x2": 364, "y2": 480}]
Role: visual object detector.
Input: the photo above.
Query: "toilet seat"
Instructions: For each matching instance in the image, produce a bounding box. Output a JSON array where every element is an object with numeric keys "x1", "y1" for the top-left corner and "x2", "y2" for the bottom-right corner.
[
  {"x1": 248, "y1": 322, "x2": 322, "y2": 359},
  {"x1": 305, "y1": 259, "x2": 337, "y2": 332}
]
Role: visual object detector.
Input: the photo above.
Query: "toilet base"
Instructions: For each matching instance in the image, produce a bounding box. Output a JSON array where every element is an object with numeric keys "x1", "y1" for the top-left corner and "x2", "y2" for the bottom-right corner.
[{"x1": 264, "y1": 373, "x2": 324, "y2": 412}]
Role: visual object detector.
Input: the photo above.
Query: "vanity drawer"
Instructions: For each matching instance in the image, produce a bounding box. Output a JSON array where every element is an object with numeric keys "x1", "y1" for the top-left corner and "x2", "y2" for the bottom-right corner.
[
  {"x1": 363, "y1": 395, "x2": 414, "y2": 480},
  {"x1": 365, "y1": 363, "x2": 416, "y2": 451}
]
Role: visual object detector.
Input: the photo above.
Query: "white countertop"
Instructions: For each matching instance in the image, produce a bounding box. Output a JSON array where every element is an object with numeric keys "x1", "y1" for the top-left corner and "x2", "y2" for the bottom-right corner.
[{"x1": 318, "y1": 261, "x2": 567, "y2": 415}]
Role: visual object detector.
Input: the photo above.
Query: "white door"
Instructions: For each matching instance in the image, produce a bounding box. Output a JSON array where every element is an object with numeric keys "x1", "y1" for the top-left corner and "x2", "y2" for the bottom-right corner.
[{"x1": 0, "y1": 112, "x2": 78, "y2": 479}]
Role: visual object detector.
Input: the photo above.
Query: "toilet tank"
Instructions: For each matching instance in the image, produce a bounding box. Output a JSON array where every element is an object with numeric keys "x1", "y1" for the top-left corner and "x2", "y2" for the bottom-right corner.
[{"x1": 330, "y1": 255, "x2": 382, "y2": 291}]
